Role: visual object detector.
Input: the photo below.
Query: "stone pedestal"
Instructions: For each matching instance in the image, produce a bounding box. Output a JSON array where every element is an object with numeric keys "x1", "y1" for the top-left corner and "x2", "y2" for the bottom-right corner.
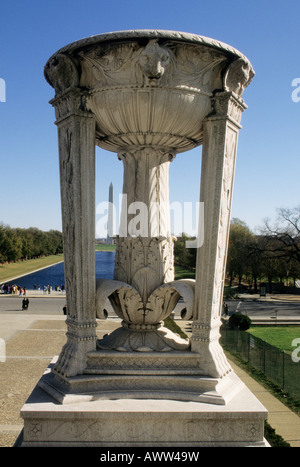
[
  {"x1": 20, "y1": 361, "x2": 268, "y2": 447},
  {"x1": 20, "y1": 30, "x2": 268, "y2": 447}
]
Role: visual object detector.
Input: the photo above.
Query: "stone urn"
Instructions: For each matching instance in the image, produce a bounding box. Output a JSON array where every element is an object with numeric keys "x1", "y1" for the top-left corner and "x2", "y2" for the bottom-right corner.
[{"x1": 44, "y1": 30, "x2": 254, "y2": 401}]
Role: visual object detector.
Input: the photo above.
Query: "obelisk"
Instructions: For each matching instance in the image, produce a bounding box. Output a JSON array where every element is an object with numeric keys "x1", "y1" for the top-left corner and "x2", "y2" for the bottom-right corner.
[{"x1": 107, "y1": 182, "x2": 113, "y2": 244}]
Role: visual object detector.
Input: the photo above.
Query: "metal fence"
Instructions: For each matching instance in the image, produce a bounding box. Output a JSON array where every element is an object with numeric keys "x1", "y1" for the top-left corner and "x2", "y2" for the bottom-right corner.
[{"x1": 220, "y1": 329, "x2": 300, "y2": 400}]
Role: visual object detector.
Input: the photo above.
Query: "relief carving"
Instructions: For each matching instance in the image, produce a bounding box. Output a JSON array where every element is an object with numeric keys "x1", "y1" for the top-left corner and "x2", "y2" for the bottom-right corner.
[
  {"x1": 138, "y1": 39, "x2": 170, "y2": 85},
  {"x1": 95, "y1": 277, "x2": 193, "y2": 351},
  {"x1": 45, "y1": 53, "x2": 80, "y2": 94},
  {"x1": 224, "y1": 58, "x2": 254, "y2": 97},
  {"x1": 114, "y1": 236, "x2": 175, "y2": 301},
  {"x1": 78, "y1": 39, "x2": 226, "y2": 96}
]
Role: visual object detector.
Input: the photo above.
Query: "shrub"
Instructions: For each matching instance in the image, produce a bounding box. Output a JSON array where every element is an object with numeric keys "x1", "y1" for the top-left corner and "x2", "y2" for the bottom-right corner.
[
  {"x1": 228, "y1": 313, "x2": 251, "y2": 331},
  {"x1": 224, "y1": 286, "x2": 240, "y2": 299}
]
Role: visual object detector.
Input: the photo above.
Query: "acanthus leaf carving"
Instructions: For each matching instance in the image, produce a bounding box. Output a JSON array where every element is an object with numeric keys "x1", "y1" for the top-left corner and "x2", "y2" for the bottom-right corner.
[{"x1": 95, "y1": 277, "x2": 193, "y2": 352}]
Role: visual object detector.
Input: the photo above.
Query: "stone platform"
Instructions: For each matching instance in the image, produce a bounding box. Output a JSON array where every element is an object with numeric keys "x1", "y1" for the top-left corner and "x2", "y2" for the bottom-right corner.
[{"x1": 20, "y1": 361, "x2": 269, "y2": 447}]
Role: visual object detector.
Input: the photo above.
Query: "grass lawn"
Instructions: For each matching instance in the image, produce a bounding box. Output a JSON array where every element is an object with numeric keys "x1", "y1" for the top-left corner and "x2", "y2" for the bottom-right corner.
[
  {"x1": 174, "y1": 266, "x2": 195, "y2": 280},
  {"x1": 0, "y1": 254, "x2": 64, "y2": 284},
  {"x1": 248, "y1": 326, "x2": 300, "y2": 354},
  {"x1": 95, "y1": 244, "x2": 116, "y2": 251}
]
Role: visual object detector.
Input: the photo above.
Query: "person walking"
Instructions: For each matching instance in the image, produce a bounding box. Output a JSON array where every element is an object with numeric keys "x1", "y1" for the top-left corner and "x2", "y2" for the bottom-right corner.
[{"x1": 22, "y1": 297, "x2": 29, "y2": 310}]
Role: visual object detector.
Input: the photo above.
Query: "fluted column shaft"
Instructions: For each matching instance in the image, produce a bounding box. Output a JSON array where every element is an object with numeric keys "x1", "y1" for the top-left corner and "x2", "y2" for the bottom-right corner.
[
  {"x1": 114, "y1": 147, "x2": 175, "y2": 304},
  {"x1": 51, "y1": 89, "x2": 97, "y2": 377},
  {"x1": 191, "y1": 91, "x2": 247, "y2": 378}
]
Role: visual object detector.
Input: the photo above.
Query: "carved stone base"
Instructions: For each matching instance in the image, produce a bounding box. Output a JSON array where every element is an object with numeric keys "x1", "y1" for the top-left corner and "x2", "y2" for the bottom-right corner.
[
  {"x1": 20, "y1": 363, "x2": 269, "y2": 447},
  {"x1": 96, "y1": 325, "x2": 190, "y2": 352},
  {"x1": 36, "y1": 356, "x2": 245, "y2": 406}
]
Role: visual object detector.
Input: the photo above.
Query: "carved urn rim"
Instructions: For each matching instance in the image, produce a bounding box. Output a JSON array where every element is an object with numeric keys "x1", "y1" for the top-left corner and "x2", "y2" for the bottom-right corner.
[
  {"x1": 45, "y1": 29, "x2": 253, "y2": 76},
  {"x1": 44, "y1": 29, "x2": 254, "y2": 154}
]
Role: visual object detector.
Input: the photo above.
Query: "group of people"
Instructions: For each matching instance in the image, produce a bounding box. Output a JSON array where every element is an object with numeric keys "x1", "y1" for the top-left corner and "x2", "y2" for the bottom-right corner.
[
  {"x1": 1, "y1": 282, "x2": 66, "y2": 312},
  {"x1": 0, "y1": 283, "x2": 30, "y2": 310},
  {"x1": 1, "y1": 283, "x2": 65, "y2": 295},
  {"x1": 1, "y1": 283, "x2": 27, "y2": 296},
  {"x1": 33, "y1": 284, "x2": 65, "y2": 293}
]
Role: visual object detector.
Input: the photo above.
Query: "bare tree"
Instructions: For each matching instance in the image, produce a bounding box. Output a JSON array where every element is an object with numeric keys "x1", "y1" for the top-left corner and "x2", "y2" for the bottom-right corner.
[{"x1": 262, "y1": 206, "x2": 300, "y2": 264}]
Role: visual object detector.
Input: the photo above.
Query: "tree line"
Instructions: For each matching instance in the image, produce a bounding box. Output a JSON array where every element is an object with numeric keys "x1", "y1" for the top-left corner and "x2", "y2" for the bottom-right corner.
[
  {"x1": 174, "y1": 206, "x2": 300, "y2": 293},
  {"x1": 0, "y1": 223, "x2": 63, "y2": 263}
]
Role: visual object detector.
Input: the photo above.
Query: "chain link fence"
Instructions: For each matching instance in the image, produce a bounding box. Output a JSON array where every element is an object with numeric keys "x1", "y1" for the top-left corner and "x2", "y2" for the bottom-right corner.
[{"x1": 220, "y1": 328, "x2": 300, "y2": 400}]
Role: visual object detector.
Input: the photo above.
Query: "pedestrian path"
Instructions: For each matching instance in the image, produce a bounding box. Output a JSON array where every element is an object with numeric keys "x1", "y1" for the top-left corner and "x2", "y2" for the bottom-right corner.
[
  {"x1": 229, "y1": 359, "x2": 300, "y2": 447},
  {"x1": 0, "y1": 314, "x2": 300, "y2": 447}
]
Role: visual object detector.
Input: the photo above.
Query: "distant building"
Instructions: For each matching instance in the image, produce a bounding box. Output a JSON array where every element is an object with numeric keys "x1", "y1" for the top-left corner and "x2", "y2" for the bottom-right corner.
[{"x1": 107, "y1": 182, "x2": 114, "y2": 244}]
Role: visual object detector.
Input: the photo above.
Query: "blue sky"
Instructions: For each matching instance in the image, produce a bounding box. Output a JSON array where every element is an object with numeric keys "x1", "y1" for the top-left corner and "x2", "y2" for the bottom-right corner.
[{"x1": 0, "y1": 0, "x2": 299, "y2": 235}]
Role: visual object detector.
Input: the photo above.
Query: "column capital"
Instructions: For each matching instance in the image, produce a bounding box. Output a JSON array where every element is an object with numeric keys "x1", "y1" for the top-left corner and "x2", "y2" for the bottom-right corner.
[
  {"x1": 117, "y1": 147, "x2": 176, "y2": 172},
  {"x1": 50, "y1": 88, "x2": 94, "y2": 125},
  {"x1": 207, "y1": 91, "x2": 247, "y2": 128}
]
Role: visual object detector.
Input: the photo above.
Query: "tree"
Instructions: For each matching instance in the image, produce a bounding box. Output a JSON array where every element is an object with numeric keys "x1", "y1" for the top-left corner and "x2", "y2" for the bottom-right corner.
[
  {"x1": 262, "y1": 207, "x2": 300, "y2": 264},
  {"x1": 174, "y1": 233, "x2": 196, "y2": 270},
  {"x1": 258, "y1": 207, "x2": 300, "y2": 290},
  {"x1": 247, "y1": 235, "x2": 264, "y2": 292},
  {"x1": 288, "y1": 258, "x2": 300, "y2": 287},
  {"x1": 226, "y1": 219, "x2": 254, "y2": 286},
  {"x1": 0, "y1": 223, "x2": 63, "y2": 263},
  {"x1": 0, "y1": 224, "x2": 22, "y2": 262}
]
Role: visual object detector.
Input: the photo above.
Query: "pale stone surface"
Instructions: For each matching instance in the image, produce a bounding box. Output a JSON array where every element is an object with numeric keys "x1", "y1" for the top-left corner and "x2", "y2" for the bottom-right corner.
[
  {"x1": 43, "y1": 29, "x2": 255, "y2": 375},
  {"x1": 20, "y1": 363, "x2": 268, "y2": 447},
  {"x1": 19, "y1": 30, "x2": 267, "y2": 447}
]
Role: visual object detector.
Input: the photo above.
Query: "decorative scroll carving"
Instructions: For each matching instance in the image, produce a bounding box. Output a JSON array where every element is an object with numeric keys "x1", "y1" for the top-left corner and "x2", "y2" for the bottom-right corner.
[
  {"x1": 95, "y1": 278, "x2": 193, "y2": 351},
  {"x1": 51, "y1": 90, "x2": 92, "y2": 123},
  {"x1": 224, "y1": 58, "x2": 254, "y2": 97},
  {"x1": 45, "y1": 53, "x2": 80, "y2": 94}
]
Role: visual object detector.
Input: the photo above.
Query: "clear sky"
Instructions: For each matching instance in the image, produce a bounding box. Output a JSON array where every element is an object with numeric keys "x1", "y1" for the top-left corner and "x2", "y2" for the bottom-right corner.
[{"x1": 0, "y1": 0, "x2": 299, "y2": 235}]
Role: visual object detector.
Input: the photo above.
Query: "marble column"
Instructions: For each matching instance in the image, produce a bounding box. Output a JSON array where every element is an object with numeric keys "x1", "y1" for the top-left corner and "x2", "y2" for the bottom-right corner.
[
  {"x1": 115, "y1": 147, "x2": 175, "y2": 304},
  {"x1": 50, "y1": 88, "x2": 97, "y2": 377},
  {"x1": 192, "y1": 90, "x2": 247, "y2": 378}
]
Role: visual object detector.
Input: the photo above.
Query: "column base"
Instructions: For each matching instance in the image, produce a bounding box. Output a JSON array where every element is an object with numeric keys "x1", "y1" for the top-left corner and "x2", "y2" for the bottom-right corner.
[
  {"x1": 36, "y1": 355, "x2": 244, "y2": 405},
  {"x1": 96, "y1": 325, "x2": 191, "y2": 352},
  {"x1": 20, "y1": 360, "x2": 269, "y2": 447}
]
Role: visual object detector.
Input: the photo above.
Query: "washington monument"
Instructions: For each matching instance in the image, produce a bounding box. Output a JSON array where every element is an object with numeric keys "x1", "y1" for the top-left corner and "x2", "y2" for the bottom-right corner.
[{"x1": 107, "y1": 182, "x2": 114, "y2": 244}]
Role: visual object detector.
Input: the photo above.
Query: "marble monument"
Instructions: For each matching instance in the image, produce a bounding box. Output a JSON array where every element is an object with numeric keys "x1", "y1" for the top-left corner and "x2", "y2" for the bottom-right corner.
[{"x1": 20, "y1": 30, "x2": 268, "y2": 447}]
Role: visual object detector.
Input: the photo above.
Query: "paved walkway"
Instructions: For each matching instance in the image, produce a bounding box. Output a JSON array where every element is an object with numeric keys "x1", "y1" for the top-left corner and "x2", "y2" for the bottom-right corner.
[
  {"x1": 229, "y1": 359, "x2": 300, "y2": 447},
  {"x1": 0, "y1": 309, "x2": 300, "y2": 447}
]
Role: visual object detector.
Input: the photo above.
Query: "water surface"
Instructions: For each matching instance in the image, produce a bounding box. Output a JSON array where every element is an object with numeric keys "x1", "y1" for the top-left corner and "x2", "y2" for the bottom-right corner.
[{"x1": 4, "y1": 251, "x2": 115, "y2": 290}]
